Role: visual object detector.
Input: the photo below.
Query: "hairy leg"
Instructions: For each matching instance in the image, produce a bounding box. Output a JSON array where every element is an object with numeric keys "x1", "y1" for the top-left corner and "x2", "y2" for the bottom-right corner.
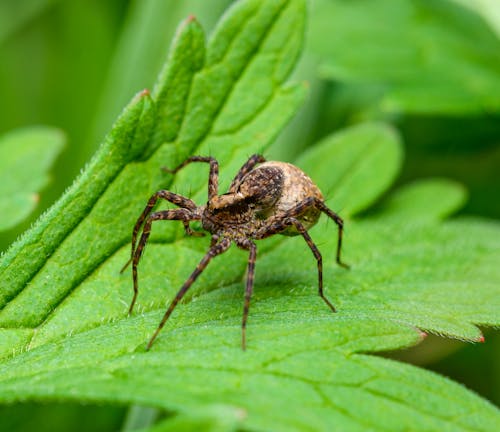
[
  {"x1": 256, "y1": 196, "x2": 348, "y2": 268},
  {"x1": 313, "y1": 198, "x2": 349, "y2": 269},
  {"x1": 121, "y1": 190, "x2": 197, "y2": 273},
  {"x1": 128, "y1": 208, "x2": 195, "y2": 314},
  {"x1": 237, "y1": 240, "x2": 257, "y2": 350},
  {"x1": 182, "y1": 221, "x2": 205, "y2": 237},
  {"x1": 254, "y1": 214, "x2": 338, "y2": 313},
  {"x1": 229, "y1": 154, "x2": 266, "y2": 192},
  {"x1": 288, "y1": 218, "x2": 335, "y2": 312},
  {"x1": 163, "y1": 156, "x2": 219, "y2": 199},
  {"x1": 146, "y1": 238, "x2": 232, "y2": 350}
]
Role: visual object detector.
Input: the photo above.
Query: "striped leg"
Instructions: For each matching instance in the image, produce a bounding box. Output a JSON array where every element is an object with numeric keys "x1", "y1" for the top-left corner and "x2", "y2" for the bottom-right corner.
[
  {"x1": 129, "y1": 208, "x2": 194, "y2": 315},
  {"x1": 163, "y1": 156, "x2": 219, "y2": 200},
  {"x1": 238, "y1": 240, "x2": 257, "y2": 350},
  {"x1": 182, "y1": 220, "x2": 205, "y2": 237},
  {"x1": 229, "y1": 154, "x2": 266, "y2": 192},
  {"x1": 287, "y1": 218, "x2": 336, "y2": 313},
  {"x1": 313, "y1": 198, "x2": 349, "y2": 269},
  {"x1": 146, "y1": 238, "x2": 232, "y2": 350},
  {"x1": 255, "y1": 196, "x2": 349, "y2": 269},
  {"x1": 255, "y1": 216, "x2": 336, "y2": 313},
  {"x1": 121, "y1": 190, "x2": 197, "y2": 273}
]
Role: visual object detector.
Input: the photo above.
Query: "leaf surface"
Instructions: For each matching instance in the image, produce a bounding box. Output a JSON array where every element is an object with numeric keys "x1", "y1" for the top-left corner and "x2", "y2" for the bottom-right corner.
[
  {"x1": 0, "y1": 1, "x2": 499, "y2": 431},
  {"x1": 297, "y1": 122, "x2": 402, "y2": 216},
  {"x1": 370, "y1": 178, "x2": 468, "y2": 223},
  {"x1": 308, "y1": 0, "x2": 500, "y2": 114},
  {"x1": 0, "y1": 126, "x2": 65, "y2": 232}
]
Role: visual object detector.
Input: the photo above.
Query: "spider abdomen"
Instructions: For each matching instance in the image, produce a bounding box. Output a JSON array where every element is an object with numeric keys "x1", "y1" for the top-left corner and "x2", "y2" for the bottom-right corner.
[{"x1": 241, "y1": 161, "x2": 323, "y2": 235}]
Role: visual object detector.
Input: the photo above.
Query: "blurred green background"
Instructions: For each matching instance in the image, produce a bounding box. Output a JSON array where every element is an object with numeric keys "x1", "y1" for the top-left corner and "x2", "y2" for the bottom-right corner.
[{"x1": 0, "y1": 0, "x2": 498, "y2": 430}]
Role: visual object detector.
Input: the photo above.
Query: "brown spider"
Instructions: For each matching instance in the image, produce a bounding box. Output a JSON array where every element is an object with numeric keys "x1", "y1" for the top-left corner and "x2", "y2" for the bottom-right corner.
[{"x1": 122, "y1": 154, "x2": 349, "y2": 350}]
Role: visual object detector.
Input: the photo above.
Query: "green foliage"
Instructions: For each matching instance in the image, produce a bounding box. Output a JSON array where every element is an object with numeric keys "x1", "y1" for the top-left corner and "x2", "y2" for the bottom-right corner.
[
  {"x1": 90, "y1": 0, "x2": 234, "y2": 146},
  {"x1": 0, "y1": 0, "x2": 499, "y2": 431},
  {"x1": 0, "y1": 126, "x2": 64, "y2": 232},
  {"x1": 135, "y1": 405, "x2": 243, "y2": 432},
  {"x1": 0, "y1": 401, "x2": 125, "y2": 432},
  {"x1": 370, "y1": 178, "x2": 468, "y2": 223},
  {"x1": 0, "y1": 0, "x2": 56, "y2": 43},
  {"x1": 309, "y1": 0, "x2": 500, "y2": 114},
  {"x1": 298, "y1": 123, "x2": 402, "y2": 216}
]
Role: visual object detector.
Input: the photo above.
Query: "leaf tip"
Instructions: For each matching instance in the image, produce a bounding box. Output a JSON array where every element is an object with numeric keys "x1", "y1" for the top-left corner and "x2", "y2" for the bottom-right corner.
[
  {"x1": 419, "y1": 330, "x2": 428, "y2": 340},
  {"x1": 130, "y1": 88, "x2": 151, "y2": 106},
  {"x1": 179, "y1": 14, "x2": 201, "y2": 33},
  {"x1": 476, "y1": 334, "x2": 485, "y2": 343}
]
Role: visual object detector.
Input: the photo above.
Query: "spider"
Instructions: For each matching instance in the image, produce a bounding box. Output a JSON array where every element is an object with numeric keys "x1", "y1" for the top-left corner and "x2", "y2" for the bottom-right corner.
[{"x1": 122, "y1": 154, "x2": 349, "y2": 350}]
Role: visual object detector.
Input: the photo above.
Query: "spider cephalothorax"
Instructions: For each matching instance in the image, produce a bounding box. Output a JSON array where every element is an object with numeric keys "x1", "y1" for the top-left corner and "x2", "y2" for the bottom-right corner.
[{"x1": 122, "y1": 154, "x2": 349, "y2": 350}]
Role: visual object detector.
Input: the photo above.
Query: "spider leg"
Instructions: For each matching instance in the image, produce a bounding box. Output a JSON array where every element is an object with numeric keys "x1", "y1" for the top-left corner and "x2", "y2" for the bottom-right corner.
[
  {"x1": 121, "y1": 191, "x2": 197, "y2": 273},
  {"x1": 146, "y1": 238, "x2": 232, "y2": 350},
  {"x1": 288, "y1": 217, "x2": 335, "y2": 313},
  {"x1": 210, "y1": 234, "x2": 220, "y2": 248},
  {"x1": 255, "y1": 196, "x2": 349, "y2": 269},
  {"x1": 182, "y1": 221, "x2": 205, "y2": 237},
  {"x1": 228, "y1": 154, "x2": 266, "y2": 192},
  {"x1": 129, "y1": 208, "x2": 195, "y2": 315},
  {"x1": 162, "y1": 156, "x2": 219, "y2": 200},
  {"x1": 313, "y1": 198, "x2": 349, "y2": 269},
  {"x1": 238, "y1": 240, "x2": 257, "y2": 350},
  {"x1": 254, "y1": 215, "x2": 336, "y2": 313}
]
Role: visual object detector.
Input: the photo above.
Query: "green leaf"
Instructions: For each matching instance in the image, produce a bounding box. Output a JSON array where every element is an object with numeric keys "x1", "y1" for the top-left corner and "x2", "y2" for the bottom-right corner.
[
  {"x1": 297, "y1": 122, "x2": 403, "y2": 216},
  {"x1": 1, "y1": 1, "x2": 499, "y2": 431},
  {"x1": 0, "y1": 0, "x2": 307, "y2": 330},
  {"x1": 0, "y1": 126, "x2": 65, "y2": 232},
  {"x1": 451, "y1": 0, "x2": 500, "y2": 39},
  {"x1": 308, "y1": 0, "x2": 500, "y2": 114},
  {"x1": 0, "y1": 90, "x2": 155, "y2": 319},
  {"x1": 89, "y1": 0, "x2": 233, "y2": 146},
  {"x1": 136, "y1": 405, "x2": 243, "y2": 432},
  {"x1": 370, "y1": 178, "x2": 468, "y2": 223}
]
